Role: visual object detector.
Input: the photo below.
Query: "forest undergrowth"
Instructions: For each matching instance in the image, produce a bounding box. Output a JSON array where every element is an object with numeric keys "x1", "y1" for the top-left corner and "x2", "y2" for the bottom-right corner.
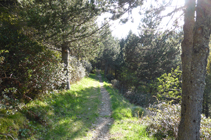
[
  {"x1": 101, "y1": 72, "x2": 211, "y2": 140},
  {"x1": 0, "y1": 73, "x2": 152, "y2": 140},
  {"x1": 0, "y1": 74, "x2": 101, "y2": 139},
  {"x1": 1, "y1": 72, "x2": 211, "y2": 140}
]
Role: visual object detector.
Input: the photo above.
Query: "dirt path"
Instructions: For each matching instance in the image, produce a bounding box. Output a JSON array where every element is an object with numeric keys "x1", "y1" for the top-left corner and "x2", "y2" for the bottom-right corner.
[{"x1": 89, "y1": 72, "x2": 113, "y2": 140}]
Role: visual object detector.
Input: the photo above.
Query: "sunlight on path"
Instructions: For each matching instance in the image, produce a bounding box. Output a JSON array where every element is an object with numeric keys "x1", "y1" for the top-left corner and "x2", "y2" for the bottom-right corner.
[{"x1": 89, "y1": 72, "x2": 113, "y2": 140}]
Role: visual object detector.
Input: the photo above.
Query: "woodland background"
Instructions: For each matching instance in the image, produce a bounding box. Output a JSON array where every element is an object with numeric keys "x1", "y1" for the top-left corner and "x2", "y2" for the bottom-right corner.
[{"x1": 0, "y1": 0, "x2": 211, "y2": 139}]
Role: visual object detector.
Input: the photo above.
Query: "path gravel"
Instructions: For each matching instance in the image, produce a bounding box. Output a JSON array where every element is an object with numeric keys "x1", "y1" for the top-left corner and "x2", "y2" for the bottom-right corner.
[{"x1": 90, "y1": 73, "x2": 113, "y2": 140}]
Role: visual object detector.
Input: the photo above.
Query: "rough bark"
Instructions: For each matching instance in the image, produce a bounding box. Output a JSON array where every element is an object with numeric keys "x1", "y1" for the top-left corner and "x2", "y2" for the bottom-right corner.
[
  {"x1": 62, "y1": 45, "x2": 71, "y2": 90},
  {"x1": 177, "y1": 0, "x2": 211, "y2": 139}
]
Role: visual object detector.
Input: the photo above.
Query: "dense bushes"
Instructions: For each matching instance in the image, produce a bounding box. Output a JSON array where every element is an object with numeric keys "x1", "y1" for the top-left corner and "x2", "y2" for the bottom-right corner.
[
  {"x1": 104, "y1": 74, "x2": 211, "y2": 139},
  {"x1": 143, "y1": 102, "x2": 180, "y2": 139},
  {"x1": 114, "y1": 67, "x2": 182, "y2": 107},
  {"x1": 81, "y1": 60, "x2": 92, "y2": 76},
  {"x1": 111, "y1": 79, "x2": 120, "y2": 89},
  {"x1": 0, "y1": 12, "x2": 91, "y2": 139},
  {"x1": 69, "y1": 57, "x2": 86, "y2": 84},
  {"x1": 142, "y1": 102, "x2": 211, "y2": 139},
  {"x1": 0, "y1": 27, "x2": 67, "y2": 102},
  {"x1": 0, "y1": 25, "x2": 91, "y2": 103},
  {"x1": 106, "y1": 74, "x2": 115, "y2": 81}
]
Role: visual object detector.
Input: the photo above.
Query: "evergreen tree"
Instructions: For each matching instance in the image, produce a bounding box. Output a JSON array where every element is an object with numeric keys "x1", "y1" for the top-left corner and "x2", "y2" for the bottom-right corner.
[
  {"x1": 20, "y1": 0, "x2": 106, "y2": 89},
  {"x1": 177, "y1": 0, "x2": 211, "y2": 139},
  {"x1": 98, "y1": 34, "x2": 120, "y2": 79},
  {"x1": 121, "y1": 10, "x2": 181, "y2": 91},
  {"x1": 114, "y1": 38, "x2": 126, "y2": 79}
]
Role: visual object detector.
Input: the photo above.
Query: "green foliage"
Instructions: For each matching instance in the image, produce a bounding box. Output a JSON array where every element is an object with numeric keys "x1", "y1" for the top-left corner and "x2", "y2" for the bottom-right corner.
[
  {"x1": 95, "y1": 7, "x2": 182, "y2": 99},
  {"x1": 20, "y1": 0, "x2": 105, "y2": 59},
  {"x1": 17, "y1": 0, "x2": 108, "y2": 89},
  {"x1": 123, "y1": 66, "x2": 181, "y2": 107},
  {"x1": 25, "y1": 74, "x2": 101, "y2": 139},
  {"x1": 104, "y1": 82, "x2": 133, "y2": 119},
  {"x1": 96, "y1": 34, "x2": 120, "y2": 77},
  {"x1": 0, "y1": 26, "x2": 67, "y2": 101},
  {"x1": 121, "y1": 29, "x2": 181, "y2": 90},
  {"x1": 124, "y1": 91, "x2": 156, "y2": 108},
  {"x1": 81, "y1": 60, "x2": 93, "y2": 75},
  {"x1": 142, "y1": 102, "x2": 211, "y2": 139},
  {"x1": 156, "y1": 66, "x2": 182, "y2": 102},
  {"x1": 132, "y1": 106, "x2": 147, "y2": 118},
  {"x1": 106, "y1": 74, "x2": 115, "y2": 81},
  {"x1": 117, "y1": 67, "x2": 182, "y2": 107},
  {"x1": 69, "y1": 57, "x2": 86, "y2": 84},
  {"x1": 200, "y1": 115, "x2": 211, "y2": 139},
  {"x1": 0, "y1": 110, "x2": 29, "y2": 140},
  {"x1": 144, "y1": 103, "x2": 180, "y2": 139},
  {"x1": 0, "y1": 74, "x2": 101, "y2": 139},
  {"x1": 111, "y1": 79, "x2": 120, "y2": 89},
  {"x1": 102, "y1": 76, "x2": 154, "y2": 140},
  {"x1": 119, "y1": 67, "x2": 138, "y2": 89},
  {"x1": 0, "y1": 6, "x2": 20, "y2": 27}
]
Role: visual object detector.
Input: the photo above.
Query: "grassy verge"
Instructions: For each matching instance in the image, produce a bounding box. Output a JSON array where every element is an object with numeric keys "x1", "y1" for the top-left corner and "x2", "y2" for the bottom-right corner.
[
  {"x1": 0, "y1": 111, "x2": 28, "y2": 140},
  {"x1": 0, "y1": 74, "x2": 101, "y2": 140},
  {"x1": 102, "y1": 74, "x2": 154, "y2": 140}
]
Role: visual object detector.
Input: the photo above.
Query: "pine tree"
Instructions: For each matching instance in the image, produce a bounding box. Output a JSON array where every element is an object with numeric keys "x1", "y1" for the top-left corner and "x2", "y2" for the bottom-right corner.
[
  {"x1": 122, "y1": 10, "x2": 181, "y2": 91},
  {"x1": 20, "y1": 0, "x2": 106, "y2": 89},
  {"x1": 177, "y1": 0, "x2": 211, "y2": 139}
]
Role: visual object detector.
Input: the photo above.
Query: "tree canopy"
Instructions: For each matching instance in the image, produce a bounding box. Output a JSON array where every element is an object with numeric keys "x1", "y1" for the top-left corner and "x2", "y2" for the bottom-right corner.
[{"x1": 1, "y1": 0, "x2": 211, "y2": 139}]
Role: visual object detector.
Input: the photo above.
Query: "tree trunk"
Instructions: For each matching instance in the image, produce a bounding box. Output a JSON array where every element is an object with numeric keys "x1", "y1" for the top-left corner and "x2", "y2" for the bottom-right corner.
[
  {"x1": 177, "y1": 0, "x2": 211, "y2": 139},
  {"x1": 62, "y1": 45, "x2": 71, "y2": 90}
]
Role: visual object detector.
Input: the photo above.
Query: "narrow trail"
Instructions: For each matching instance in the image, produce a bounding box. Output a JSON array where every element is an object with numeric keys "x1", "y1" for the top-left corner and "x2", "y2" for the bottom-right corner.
[{"x1": 90, "y1": 72, "x2": 113, "y2": 140}]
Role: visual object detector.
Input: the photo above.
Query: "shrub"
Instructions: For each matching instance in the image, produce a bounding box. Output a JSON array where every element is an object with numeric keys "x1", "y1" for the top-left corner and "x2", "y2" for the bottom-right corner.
[
  {"x1": 124, "y1": 91, "x2": 156, "y2": 107},
  {"x1": 69, "y1": 57, "x2": 86, "y2": 83},
  {"x1": 155, "y1": 66, "x2": 182, "y2": 103},
  {"x1": 120, "y1": 67, "x2": 182, "y2": 107},
  {"x1": 111, "y1": 79, "x2": 120, "y2": 88},
  {"x1": 106, "y1": 74, "x2": 115, "y2": 81},
  {"x1": 0, "y1": 26, "x2": 67, "y2": 102},
  {"x1": 90, "y1": 68, "x2": 96, "y2": 74},
  {"x1": 142, "y1": 102, "x2": 211, "y2": 139},
  {"x1": 81, "y1": 60, "x2": 92, "y2": 76},
  {"x1": 132, "y1": 106, "x2": 147, "y2": 118}
]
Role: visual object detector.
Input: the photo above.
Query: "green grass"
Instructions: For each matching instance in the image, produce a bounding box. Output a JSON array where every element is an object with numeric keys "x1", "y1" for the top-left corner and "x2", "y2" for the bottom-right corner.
[
  {"x1": 102, "y1": 74, "x2": 154, "y2": 140},
  {"x1": 0, "y1": 73, "x2": 101, "y2": 140},
  {"x1": 27, "y1": 73, "x2": 101, "y2": 140},
  {"x1": 104, "y1": 82, "x2": 133, "y2": 120},
  {"x1": 110, "y1": 121, "x2": 152, "y2": 140},
  {"x1": 1, "y1": 72, "x2": 154, "y2": 140},
  {"x1": 0, "y1": 110, "x2": 28, "y2": 140}
]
